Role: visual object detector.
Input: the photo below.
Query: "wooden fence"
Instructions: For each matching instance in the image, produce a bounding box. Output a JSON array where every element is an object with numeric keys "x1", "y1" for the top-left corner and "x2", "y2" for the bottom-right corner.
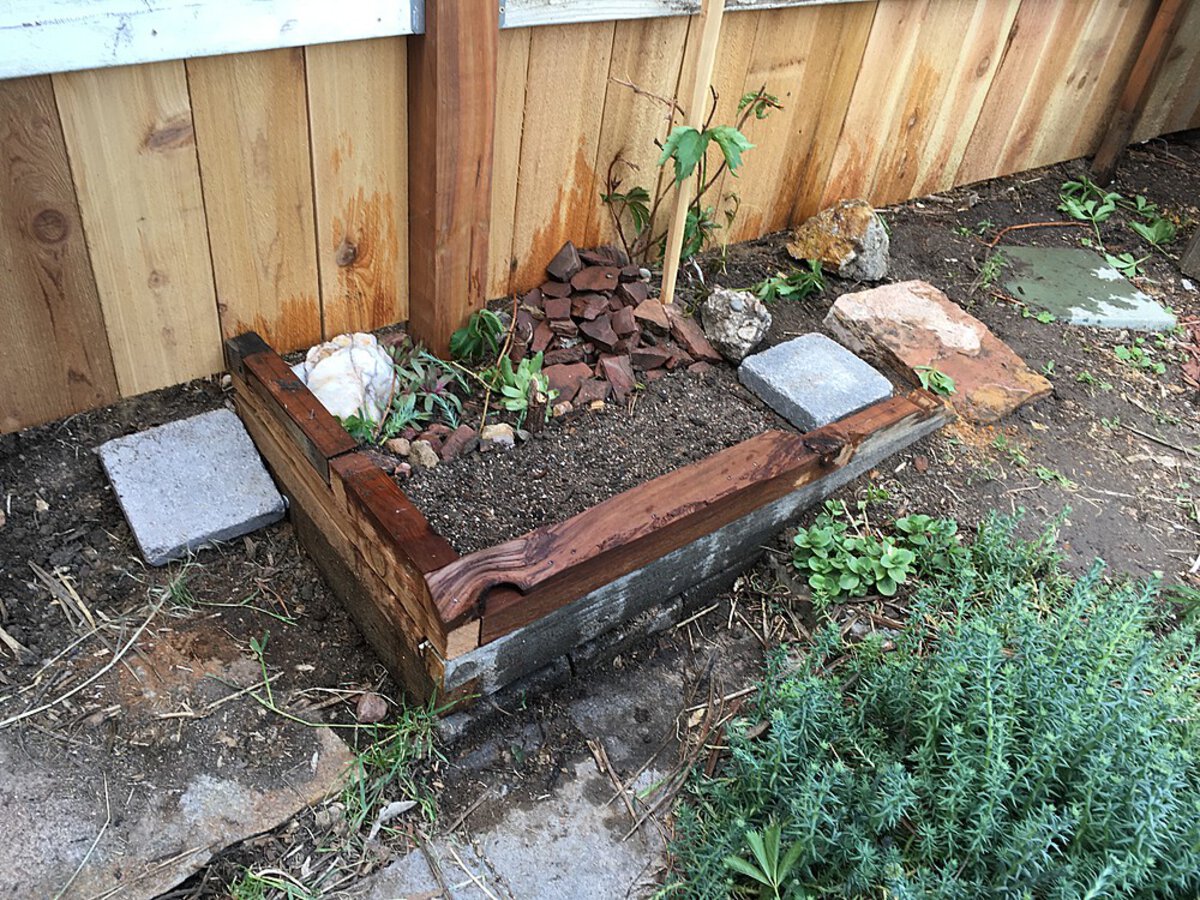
[{"x1": 2, "y1": 0, "x2": 1199, "y2": 434}]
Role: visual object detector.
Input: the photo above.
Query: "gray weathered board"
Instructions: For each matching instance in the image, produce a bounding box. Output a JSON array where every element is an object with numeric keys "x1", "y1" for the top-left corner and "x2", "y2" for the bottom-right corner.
[{"x1": 442, "y1": 405, "x2": 949, "y2": 693}]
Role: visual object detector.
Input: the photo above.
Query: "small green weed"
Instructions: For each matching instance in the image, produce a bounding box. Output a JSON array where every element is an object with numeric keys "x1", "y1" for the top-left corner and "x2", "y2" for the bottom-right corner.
[
  {"x1": 449, "y1": 308, "x2": 505, "y2": 363},
  {"x1": 973, "y1": 250, "x2": 1005, "y2": 292},
  {"x1": 1021, "y1": 306, "x2": 1056, "y2": 324},
  {"x1": 991, "y1": 434, "x2": 1028, "y2": 467},
  {"x1": 751, "y1": 261, "x2": 824, "y2": 305},
  {"x1": 1104, "y1": 250, "x2": 1149, "y2": 279},
  {"x1": 1035, "y1": 464, "x2": 1077, "y2": 490},
  {"x1": 724, "y1": 823, "x2": 804, "y2": 900},
  {"x1": 1040, "y1": 359, "x2": 1055, "y2": 377},
  {"x1": 914, "y1": 365, "x2": 956, "y2": 396},
  {"x1": 1130, "y1": 216, "x2": 1177, "y2": 248},
  {"x1": 1114, "y1": 338, "x2": 1166, "y2": 375},
  {"x1": 229, "y1": 869, "x2": 317, "y2": 900}
]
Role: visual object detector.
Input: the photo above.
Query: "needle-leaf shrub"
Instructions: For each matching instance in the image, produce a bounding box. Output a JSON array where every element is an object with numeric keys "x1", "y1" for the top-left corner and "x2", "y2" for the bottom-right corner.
[{"x1": 671, "y1": 515, "x2": 1200, "y2": 898}]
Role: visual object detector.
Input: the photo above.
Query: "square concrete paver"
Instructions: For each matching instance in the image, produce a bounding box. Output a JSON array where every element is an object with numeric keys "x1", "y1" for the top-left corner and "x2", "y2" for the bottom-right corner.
[
  {"x1": 97, "y1": 409, "x2": 285, "y2": 565},
  {"x1": 738, "y1": 333, "x2": 892, "y2": 431},
  {"x1": 1003, "y1": 245, "x2": 1176, "y2": 331}
]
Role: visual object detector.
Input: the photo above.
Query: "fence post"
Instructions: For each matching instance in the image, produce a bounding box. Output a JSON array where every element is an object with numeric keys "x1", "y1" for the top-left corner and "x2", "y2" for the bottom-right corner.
[{"x1": 407, "y1": 0, "x2": 498, "y2": 356}]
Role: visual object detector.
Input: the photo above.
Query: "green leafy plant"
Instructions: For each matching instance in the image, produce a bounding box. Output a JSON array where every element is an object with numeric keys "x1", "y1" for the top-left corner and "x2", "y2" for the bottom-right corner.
[
  {"x1": 449, "y1": 308, "x2": 505, "y2": 363},
  {"x1": 1035, "y1": 464, "x2": 1077, "y2": 490},
  {"x1": 972, "y1": 250, "x2": 1005, "y2": 292},
  {"x1": 1130, "y1": 216, "x2": 1177, "y2": 248},
  {"x1": 751, "y1": 261, "x2": 824, "y2": 304},
  {"x1": 1114, "y1": 338, "x2": 1166, "y2": 375},
  {"x1": 1104, "y1": 250, "x2": 1149, "y2": 278},
  {"x1": 991, "y1": 433, "x2": 1029, "y2": 468},
  {"x1": 1059, "y1": 178, "x2": 1120, "y2": 244},
  {"x1": 229, "y1": 868, "x2": 317, "y2": 900},
  {"x1": 1021, "y1": 306, "x2": 1056, "y2": 324},
  {"x1": 484, "y1": 351, "x2": 555, "y2": 427},
  {"x1": 669, "y1": 515, "x2": 1200, "y2": 899},
  {"x1": 914, "y1": 365, "x2": 956, "y2": 396},
  {"x1": 601, "y1": 86, "x2": 781, "y2": 265},
  {"x1": 724, "y1": 823, "x2": 804, "y2": 900}
]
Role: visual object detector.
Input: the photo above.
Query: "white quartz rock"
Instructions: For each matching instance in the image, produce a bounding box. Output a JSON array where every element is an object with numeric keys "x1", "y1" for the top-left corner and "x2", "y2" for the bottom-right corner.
[{"x1": 292, "y1": 332, "x2": 396, "y2": 422}]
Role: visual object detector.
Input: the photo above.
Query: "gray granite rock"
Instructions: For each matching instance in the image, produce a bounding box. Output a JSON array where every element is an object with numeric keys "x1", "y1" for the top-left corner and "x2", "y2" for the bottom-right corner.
[
  {"x1": 738, "y1": 333, "x2": 892, "y2": 430},
  {"x1": 96, "y1": 409, "x2": 284, "y2": 566},
  {"x1": 701, "y1": 286, "x2": 772, "y2": 362}
]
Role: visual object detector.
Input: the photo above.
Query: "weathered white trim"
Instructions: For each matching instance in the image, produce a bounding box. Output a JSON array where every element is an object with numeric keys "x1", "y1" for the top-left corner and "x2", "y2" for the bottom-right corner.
[
  {"x1": 0, "y1": 0, "x2": 863, "y2": 80},
  {"x1": 0, "y1": 0, "x2": 422, "y2": 80}
]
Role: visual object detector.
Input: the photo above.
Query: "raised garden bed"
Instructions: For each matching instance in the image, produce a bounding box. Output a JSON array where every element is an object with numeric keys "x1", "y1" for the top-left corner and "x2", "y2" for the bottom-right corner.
[{"x1": 225, "y1": 332, "x2": 950, "y2": 703}]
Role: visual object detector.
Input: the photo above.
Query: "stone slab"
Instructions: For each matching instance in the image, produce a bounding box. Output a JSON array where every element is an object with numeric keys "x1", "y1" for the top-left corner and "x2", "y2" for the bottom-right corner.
[
  {"x1": 825, "y1": 280, "x2": 1052, "y2": 424},
  {"x1": 737, "y1": 333, "x2": 893, "y2": 430},
  {"x1": 1002, "y1": 245, "x2": 1176, "y2": 331},
  {"x1": 97, "y1": 409, "x2": 285, "y2": 566}
]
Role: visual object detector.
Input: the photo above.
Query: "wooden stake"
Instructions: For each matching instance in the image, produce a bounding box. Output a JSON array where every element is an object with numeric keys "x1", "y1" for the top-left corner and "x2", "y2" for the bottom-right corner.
[
  {"x1": 1090, "y1": 0, "x2": 1187, "y2": 186},
  {"x1": 659, "y1": 0, "x2": 726, "y2": 310}
]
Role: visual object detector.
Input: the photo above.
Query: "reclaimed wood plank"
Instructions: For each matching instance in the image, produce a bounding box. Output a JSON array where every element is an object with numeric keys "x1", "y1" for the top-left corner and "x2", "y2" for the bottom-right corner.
[
  {"x1": 0, "y1": 75, "x2": 118, "y2": 433},
  {"x1": 444, "y1": 393, "x2": 949, "y2": 691},
  {"x1": 1181, "y1": 229, "x2": 1200, "y2": 280},
  {"x1": 306, "y1": 38, "x2": 409, "y2": 336},
  {"x1": 1133, "y1": 0, "x2": 1200, "y2": 141},
  {"x1": 507, "y1": 20, "x2": 616, "y2": 292},
  {"x1": 227, "y1": 334, "x2": 357, "y2": 483},
  {"x1": 428, "y1": 392, "x2": 946, "y2": 634},
  {"x1": 407, "y1": 0, "x2": 497, "y2": 355},
  {"x1": 231, "y1": 369, "x2": 441, "y2": 697},
  {"x1": 53, "y1": 60, "x2": 222, "y2": 396},
  {"x1": 189, "y1": 48, "x2": 322, "y2": 352}
]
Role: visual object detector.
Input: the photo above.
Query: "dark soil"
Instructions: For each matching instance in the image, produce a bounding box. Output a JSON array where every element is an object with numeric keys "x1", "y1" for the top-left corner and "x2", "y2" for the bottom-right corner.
[{"x1": 404, "y1": 366, "x2": 782, "y2": 555}]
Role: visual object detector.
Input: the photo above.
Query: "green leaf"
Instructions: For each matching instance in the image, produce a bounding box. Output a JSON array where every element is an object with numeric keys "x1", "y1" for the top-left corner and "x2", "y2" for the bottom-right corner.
[
  {"x1": 708, "y1": 125, "x2": 754, "y2": 174},
  {"x1": 723, "y1": 854, "x2": 771, "y2": 885},
  {"x1": 658, "y1": 126, "x2": 709, "y2": 184}
]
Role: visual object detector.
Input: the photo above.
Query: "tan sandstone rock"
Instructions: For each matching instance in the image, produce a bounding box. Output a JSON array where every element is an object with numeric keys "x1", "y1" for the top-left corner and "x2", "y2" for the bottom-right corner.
[
  {"x1": 787, "y1": 199, "x2": 888, "y2": 281},
  {"x1": 824, "y1": 280, "x2": 1051, "y2": 423}
]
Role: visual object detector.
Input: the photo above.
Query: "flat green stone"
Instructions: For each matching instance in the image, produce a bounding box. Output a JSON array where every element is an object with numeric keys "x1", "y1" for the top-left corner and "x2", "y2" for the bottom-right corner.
[{"x1": 1001, "y1": 245, "x2": 1175, "y2": 331}]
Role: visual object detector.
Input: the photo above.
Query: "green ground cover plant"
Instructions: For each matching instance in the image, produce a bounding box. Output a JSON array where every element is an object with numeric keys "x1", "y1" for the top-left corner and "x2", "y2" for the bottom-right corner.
[{"x1": 670, "y1": 515, "x2": 1200, "y2": 899}]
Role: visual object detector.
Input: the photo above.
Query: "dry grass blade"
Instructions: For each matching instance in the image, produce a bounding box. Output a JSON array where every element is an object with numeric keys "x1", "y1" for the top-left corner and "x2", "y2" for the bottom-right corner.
[
  {"x1": 29, "y1": 561, "x2": 97, "y2": 631},
  {"x1": 0, "y1": 623, "x2": 29, "y2": 658},
  {"x1": 54, "y1": 776, "x2": 110, "y2": 900}
]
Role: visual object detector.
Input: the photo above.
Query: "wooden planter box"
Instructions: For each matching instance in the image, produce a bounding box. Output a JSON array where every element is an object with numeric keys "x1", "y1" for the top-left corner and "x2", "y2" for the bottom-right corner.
[{"x1": 225, "y1": 332, "x2": 950, "y2": 703}]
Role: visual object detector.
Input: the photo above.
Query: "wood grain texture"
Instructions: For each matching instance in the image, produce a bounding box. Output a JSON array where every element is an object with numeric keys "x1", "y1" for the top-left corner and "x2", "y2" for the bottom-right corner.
[
  {"x1": 1181, "y1": 228, "x2": 1200, "y2": 280},
  {"x1": 53, "y1": 60, "x2": 222, "y2": 396},
  {"x1": 1134, "y1": 0, "x2": 1200, "y2": 142},
  {"x1": 507, "y1": 20, "x2": 616, "y2": 291},
  {"x1": 486, "y1": 27, "x2": 533, "y2": 299},
  {"x1": 429, "y1": 392, "x2": 947, "y2": 635},
  {"x1": 587, "y1": 15, "x2": 690, "y2": 250},
  {"x1": 958, "y1": 0, "x2": 1157, "y2": 186},
  {"x1": 188, "y1": 48, "x2": 322, "y2": 352},
  {"x1": 822, "y1": 0, "x2": 1018, "y2": 208},
  {"x1": 407, "y1": 0, "x2": 497, "y2": 355},
  {"x1": 230, "y1": 367, "x2": 441, "y2": 697},
  {"x1": 0, "y1": 76, "x2": 118, "y2": 433},
  {"x1": 306, "y1": 38, "x2": 408, "y2": 336}
]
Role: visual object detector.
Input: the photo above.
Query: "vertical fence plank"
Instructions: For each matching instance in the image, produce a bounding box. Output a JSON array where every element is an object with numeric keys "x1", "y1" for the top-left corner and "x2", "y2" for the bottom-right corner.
[
  {"x1": 588, "y1": 15, "x2": 690, "y2": 253},
  {"x1": 1133, "y1": 0, "x2": 1200, "y2": 141},
  {"x1": 0, "y1": 76, "x2": 118, "y2": 433},
  {"x1": 718, "y1": 2, "x2": 875, "y2": 239},
  {"x1": 306, "y1": 38, "x2": 408, "y2": 337},
  {"x1": 487, "y1": 27, "x2": 532, "y2": 299},
  {"x1": 507, "y1": 21, "x2": 615, "y2": 291},
  {"x1": 188, "y1": 48, "x2": 322, "y2": 352},
  {"x1": 54, "y1": 61, "x2": 222, "y2": 396}
]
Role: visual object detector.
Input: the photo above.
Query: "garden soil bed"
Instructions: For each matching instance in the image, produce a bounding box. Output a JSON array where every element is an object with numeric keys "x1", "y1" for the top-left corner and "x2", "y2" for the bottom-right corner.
[{"x1": 403, "y1": 367, "x2": 784, "y2": 554}]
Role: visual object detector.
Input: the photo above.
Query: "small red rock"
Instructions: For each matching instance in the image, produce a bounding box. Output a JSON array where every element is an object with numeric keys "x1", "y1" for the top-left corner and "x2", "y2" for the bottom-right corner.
[
  {"x1": 544, "y1": 296, "x2": 572, "y2": 320},
  {"x1": 522, "y1": 287, "x2": 544, "y2": 309},
  {"x1": 543, "y1": 362, "x2": 592, "y2": 403},
  {"x1": 548, "y1": 319, "x2": 579, "y2": 337},
  {"x1": 575, "y1": 377, "x2": 611, "y2": 406},
  {"x1": 619, "y1": 265, "x2": 642, "y2": 282},
  {"x1": 579, "y1": 314, "x2": 619, "y2": 349},
  {"x1": 531, "y1": 319, "x2": 554, "y2": 353},
  {"x1": 440, "y1": 424, "x2": 479, "y2": 461},
  {"x1": 571, "y1": 266, "x2": 620, "y2": 293},
  {"x1": 546, "y1": 241, "x2": 582, "y2": 282},
  {"x1": 544, "y1": 346, "x2": 586, "y2": 366},
  {"x1": 540, "y1": 280, "x2": 572, "y2": 298},
  {"x1": 600, "y1": 354, "x2": 636, "y2": 402},
  {"x1": 644, "y1": 369, "x2": 666, "y2": 383},
  {"x1": 394, "y1": 461, "x2": 412, "y2": 479},
  {"x1": 611, "y1": 306, "x2": 637, "y2": 337},
  {"x1": 913, "y1": 454, "x2": 930, "y2": 474},
  {"x1": 356, "y1": 692, "x2": 389, "y2": 724},
  {"x1": 666, "y1": 305, "x2": 722, "y2": 363},
  {"x1": 572, "y1": 293, "x2": 609, "y2": 321},
  {"x1": 687, "y1": 362, "x2": 713, "y2": 375},
  {"x1": 618, "y1": 281, "x2": 649, "y2": 306},
  {"x1": 580, "y1": 246, "x2": 626, "y2": 267},
  {"x1": 631, "y1": 346, "x2": 672, "y2": 370},
  {"x1": 633, "y1": 299, "x2": 670, "y2": 334}
]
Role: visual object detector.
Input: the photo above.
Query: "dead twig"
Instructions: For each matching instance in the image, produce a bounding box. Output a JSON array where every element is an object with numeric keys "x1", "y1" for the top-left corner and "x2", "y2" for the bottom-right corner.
[{"x1": 986, "y1": 220, "x2": 1087, "y2": 248}]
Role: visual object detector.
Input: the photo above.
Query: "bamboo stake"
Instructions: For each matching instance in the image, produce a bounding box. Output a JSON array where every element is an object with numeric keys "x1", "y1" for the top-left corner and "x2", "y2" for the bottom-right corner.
[{"x1": 659, "y1": 0, "x2": 726, "y2": 310}]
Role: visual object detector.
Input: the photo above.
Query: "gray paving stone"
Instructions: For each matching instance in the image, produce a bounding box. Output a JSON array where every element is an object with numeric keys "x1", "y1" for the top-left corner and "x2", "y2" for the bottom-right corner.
[
  {"x1": 96, "y1": 409, "x2": 284, "y2": 566},
  {"x1": 738, "y1": 333, "x2": 892, "y2": 430},
  {"x1": 1003, "y1": 245, "x2": 1177, "y2": 331}
]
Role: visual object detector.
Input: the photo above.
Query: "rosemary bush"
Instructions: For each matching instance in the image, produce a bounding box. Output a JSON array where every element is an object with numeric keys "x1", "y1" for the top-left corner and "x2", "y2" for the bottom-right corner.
[{"x1": 670, "y1": 516, "x2": 1200, "y2": 898}]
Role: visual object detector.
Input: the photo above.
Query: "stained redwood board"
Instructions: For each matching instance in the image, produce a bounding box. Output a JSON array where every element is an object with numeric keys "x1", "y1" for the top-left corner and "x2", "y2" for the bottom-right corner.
[
  {"x1": 506, "y1": 20, "x2": 616, "y2": 292},
  {"x1": 427, "y1": 392, "x2": 946, "y2": 637},
  {"x1": 188, "y1": 48, "x2": 322, "y2": 352},
  {"x1": 306, "y1": 38, "x2": 409, "y2": 336},
  {"x1": 53, "y1": 60, "x2": 223, "y2": 396},
  {"x1": 1132, "y1": 0, "x2": 1200, "y2": 142},
  {"x1": 0, "y1": 75, "x2": 118, "y2": 434},
  {"x1": 407, "y1": 0, "x2": 497, "y2": 355}
]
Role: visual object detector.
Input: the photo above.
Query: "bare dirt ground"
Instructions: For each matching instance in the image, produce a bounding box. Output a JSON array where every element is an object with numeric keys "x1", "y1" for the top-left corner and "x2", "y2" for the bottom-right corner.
[{"x1": 1, "y1": 133, "x2": 1197, "y2": 898}]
